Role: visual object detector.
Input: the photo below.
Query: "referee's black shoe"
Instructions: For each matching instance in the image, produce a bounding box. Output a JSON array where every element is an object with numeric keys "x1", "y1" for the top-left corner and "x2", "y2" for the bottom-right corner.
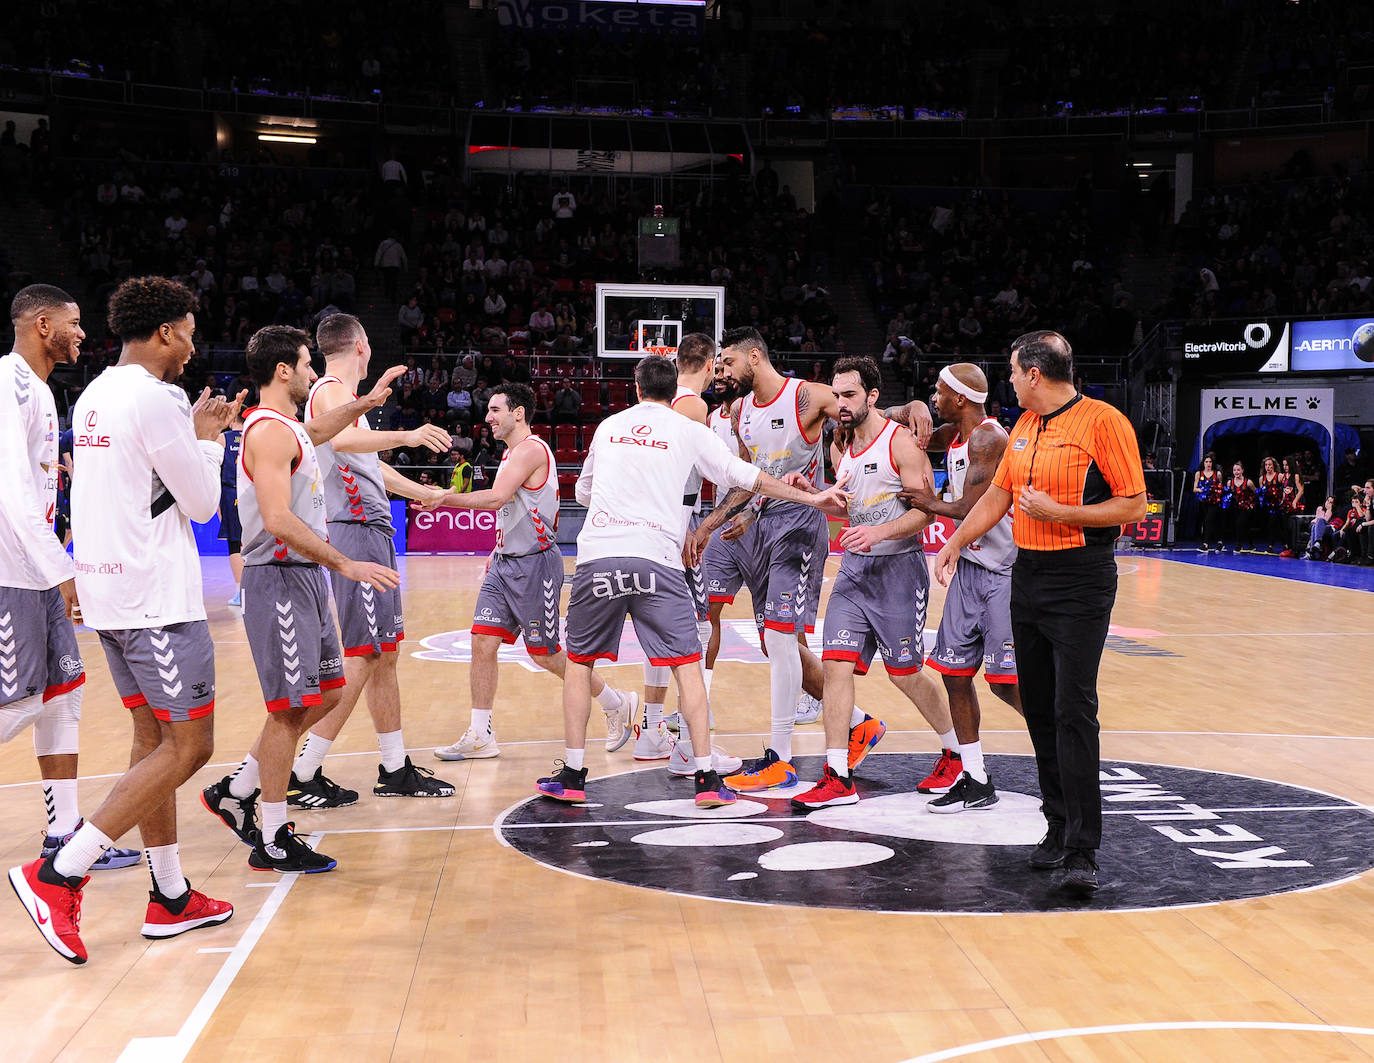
[
  {"x1": 1028, "y1": 822, "x2": 1066, "y2": 869},
  {"x1": 1060, "y1": 849, "x2": 1099, "y2": 896}
]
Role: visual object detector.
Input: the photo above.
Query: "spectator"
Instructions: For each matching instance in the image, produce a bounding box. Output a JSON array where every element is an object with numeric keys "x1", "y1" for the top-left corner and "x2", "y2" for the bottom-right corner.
[
  {"x1": 398, "y1": 296, "x2": 425, "y2": 346},
  {"x1": 529, "y1": 303, "x2": 556, "y2": 345},
  {"x1": 375, "y1": 232, "x2": 408, "y2": 300},
  {"x1": 447, "y1": 382, "x2": 474, "y2": 425},
  {"x1": 451, "y1": 354, "x2": 477, "y2": 389},
  {"x1": 553, "y1": 380, "x2": 581, "y2": 425}
]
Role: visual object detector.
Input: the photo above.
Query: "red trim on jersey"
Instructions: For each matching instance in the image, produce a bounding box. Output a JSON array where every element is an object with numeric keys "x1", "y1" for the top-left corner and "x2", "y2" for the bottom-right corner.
[
  {"x1": 883, "y1": 661, "x2": 923, "y2": 676},
  {"x1": 763, "y1": 618, "x2": 796, "y2": 634},
  {"x1": 796, "y1": 380, "x2": 822, "y2": 445},
  {"x1": 320, "y1": 677, "x2": 347, "y2": 691},
  {"x1": 648, "y1": 652, "x2": 702, "y2": 667},
  {"x1": 121, "y1": 693, "x2": 149, "y2": 710},
  {"x1": 520, "y1": 436, "x2": 553, "y2": 492},
  {"x1": 471, "y1": 623, "x2": 518, "y2": 645},
  {"x1": 847, "y1": 417, "x2": 890, "y2": 459},
  {"x1": 670, "y1": 392, "x2": 691, "y2": 408},
  {"x1": 924, "y1": 657, "x2": 978, "y2": 677},
  {"x1": 568, "y1": 649, "x2": 618, "y2": 664},
  {"x1": 708, "y1": 593, "x2": 736, "y2": 604},
  {"x1": 886, "y1": 420, "x2": 901, "y2": 475},
  {"x1": 239, "y1": 412, "x2": 303, "y2": 481},
  {"x1": 42, "y1": 675, "x2": 85, "y2": 702},
  {"x1": 307, "y1": 376, "x2": 358, "y2": 425},
  {"x1": 752, "y1": 377, "x2": 788, "y2": 409},
  {"x1": 985, "y1": 673, "x2": 1018, "y2": 685}
]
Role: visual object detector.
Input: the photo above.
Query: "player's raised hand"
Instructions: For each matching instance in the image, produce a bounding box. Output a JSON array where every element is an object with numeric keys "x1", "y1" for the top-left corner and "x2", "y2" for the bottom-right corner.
[
  {"x1": 343, "y1": 559, "x2": 401, "y2": 591},
  {"x1": 361, "y1": 365, "x2": 407, "y2": 409},
  {"x1": 406, "y1": 423, "x2": 453, "y2": 453},
  {"x1": 410, "y1": 486, "x2": 453, "y2": 513},
  {"x1": 192, "y1": 388, "x2": 236, "y2": 440}
]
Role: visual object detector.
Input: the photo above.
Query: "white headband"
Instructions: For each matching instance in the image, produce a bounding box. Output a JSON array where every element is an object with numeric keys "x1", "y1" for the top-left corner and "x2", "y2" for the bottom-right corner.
[{"x1": 939, "y1": 365, "x2": 988, "y2": 404}]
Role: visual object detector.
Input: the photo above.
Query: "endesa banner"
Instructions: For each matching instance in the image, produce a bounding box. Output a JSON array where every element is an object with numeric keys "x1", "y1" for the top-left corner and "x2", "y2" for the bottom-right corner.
[
  {"x1": 827, "y1": 515, "x2": 956, "y2": 553},
  {"x1": 1180, "y1": 320, "x2": 1290, "y2": 375},
  {"x1": 1290, "y1": 316, "x2": 1374, "y2": 372},
  {"x1": 406, "y1": 507, "x2": 498, "y2": 553}
]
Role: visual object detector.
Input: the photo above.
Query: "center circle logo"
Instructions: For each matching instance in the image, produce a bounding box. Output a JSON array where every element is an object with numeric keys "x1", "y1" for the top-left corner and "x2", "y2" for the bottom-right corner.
[{"x1": 497, "y1": 754, "x2": 1374, "y2": 913}]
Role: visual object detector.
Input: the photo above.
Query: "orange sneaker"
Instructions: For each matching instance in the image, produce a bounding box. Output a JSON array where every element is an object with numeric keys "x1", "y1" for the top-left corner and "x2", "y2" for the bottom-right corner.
[
  {"x1": 724, "y1": 748, "x2": 797, "y2": 792},
  {"x1": 847, "y1": 714, "x2": 887, "y2": 772},
  {"x1": 916, "y1": 748, "x2": 963, "y2": 794}
]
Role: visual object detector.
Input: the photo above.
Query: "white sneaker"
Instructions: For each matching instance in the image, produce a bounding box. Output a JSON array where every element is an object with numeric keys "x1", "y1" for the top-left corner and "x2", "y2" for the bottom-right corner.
[
  {"x1": 604, "y1": 690, "x2": 637, "y2": 753},
  {"x1": 434, "y1": 727, "x2": 500, "y2": 761},
  {"x1": 668, "y1": 735, "x2": 744, "y2": 776},
  {"x1": 663, "y1": 709, "x2": 714, "y2": 733},
  {"x1": 794, "y1": 692, "x2": 822, "y2": 724},
  {"x1": 632, "y1": 719, "x2": 674, "y2": 760}
]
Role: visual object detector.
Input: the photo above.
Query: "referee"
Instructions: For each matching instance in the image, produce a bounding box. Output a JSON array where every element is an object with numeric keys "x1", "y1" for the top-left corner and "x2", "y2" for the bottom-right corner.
[{"x1": 932, "y1": 331, "x2": 1145, "y2": 896}]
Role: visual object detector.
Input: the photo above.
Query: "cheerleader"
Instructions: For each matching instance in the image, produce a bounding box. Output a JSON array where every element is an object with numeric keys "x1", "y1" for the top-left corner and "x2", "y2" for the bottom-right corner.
[
  {"x1": 1220, "y1": 460, "x2": 1259, "y2": 552},
  {"x1": 1192, "y1": 452, "x2": 1224, "y2": 551},
  {"x1": 1256, "y1": 455, "x2": 1287, "y2": 552}
]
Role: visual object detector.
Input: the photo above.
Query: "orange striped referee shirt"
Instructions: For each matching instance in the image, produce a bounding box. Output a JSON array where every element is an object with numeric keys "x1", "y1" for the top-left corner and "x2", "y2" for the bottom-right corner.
[{"x1": 992, "y1": 394, "x2": 1146, "y2": 551}]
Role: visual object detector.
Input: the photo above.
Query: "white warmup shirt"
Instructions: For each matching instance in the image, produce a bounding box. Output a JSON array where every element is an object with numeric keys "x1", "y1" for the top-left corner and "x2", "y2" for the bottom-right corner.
[
  {"x1": 0, "y1": 352, "x2": 73, "y2": 590},
  {"x1": 71, "y1": 364, "x2": 223, "y2": 630},
  {"x1": 576, "y1": 401, "x2": 760, "y2": 570}
]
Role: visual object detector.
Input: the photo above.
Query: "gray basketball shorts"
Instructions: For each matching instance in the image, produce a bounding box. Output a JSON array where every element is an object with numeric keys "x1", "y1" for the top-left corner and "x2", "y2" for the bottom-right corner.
[
  {"x1": 702, "y1": 519, "x2": 766, "y2": 610},
  {"x1": 0, "y1": 584, "x2": 85, "y2": 711},
  {"x1": 472, "y1": 548, "x2": 564, "y2": 656},
  {"x1": 683, "y1": 511, "x2": 708, "y2": 624},
  {"x1": 822, "y1": 549, "x2": 929, "y2": 677},
  {"x1": 242, "y1": 564, "x2": 344, "y2": 712},
  {"x1": 565, "y1": 558, "x2": 701, "y2": 667},
  {"x1": 928, "y1": 557, "x2": 1017, "y2": 683},
  {"x1": 98, "y1": 620, "x2": 216, "y2": 723},
  {"x1": 327, "y1": 521, "x2": 404, "y2": 656},
  {"x1": 757, "y1": 503, "x2": 828, "y2": 635}
]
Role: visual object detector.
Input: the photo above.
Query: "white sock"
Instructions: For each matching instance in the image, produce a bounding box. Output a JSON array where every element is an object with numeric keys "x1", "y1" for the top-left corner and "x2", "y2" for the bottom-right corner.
[
  {"x1": 471, "y1": 708, "x2": 493, "y2": 735},
  {"x1": 261, "y1": 800, "x2": 288, "y2": 846},
  {"x1": 849, "y1": 705, "x2": 866, "y2": 728},
  {"x1": 595, "y1": 686, "x2": 623, "y2": 711},
  {"x1": 695, "y1": 755, "x2": 712, "y2": 773},
  {"x1": 146, "y1": 843, "x2": 187, "y2": 899},
  {"x1": 644, "y1": 702, "x2": 664, "y2": 727},
  {"x1": 228, "y1": 754, "x2": 260, "y2": 798},
  {"x1": 938, "y1": 728, "x2": 959, "y2": 752},
  {"x1": 696, "y1": 619, "x2": 712, "y2": 656},
  {"x1": 565, "y1": 747, "x2": 585, "y2": 771},
  {"x1": 52, "y1": 821, "x2": 112, "y2": 879},
  {"x1": 703, "y1": 668, "x2": 714, "y2": 696},
  {"x1": 378, "y1": 730, "x2": 406, "y2": 773},
  {"x1": 827, "y1": 748, "x2": 849, "y2": 778},
  {"x1": 764, "y1": 627, "x2": 801, "y2": 762},
  {"x1": 43, "y1": 779, "x2": 81, "y2": 836},
  {"x1": 292, "y1": 733, "x2": 333, "y2": 779},
  {"x1": 960, "y1": 740, "x2": 987, "y2": 784}
]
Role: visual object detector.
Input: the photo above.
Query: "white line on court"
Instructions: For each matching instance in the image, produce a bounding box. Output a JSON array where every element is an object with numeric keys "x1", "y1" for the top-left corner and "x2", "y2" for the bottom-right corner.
[
  {"x1": 115, "y1": 831, "x2": 320, "y2": 1063},
  {"x1": 897, "y1": 1020, "x2": 1374, "y2": 1063}
]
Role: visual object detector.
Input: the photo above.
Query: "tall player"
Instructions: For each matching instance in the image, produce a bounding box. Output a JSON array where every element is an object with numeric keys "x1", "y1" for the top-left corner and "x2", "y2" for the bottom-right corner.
[
  {"x1": 790, "y1": 357, "x2": 954, "y2": 809},
  {"x1": 687, "y1": 328, "x2": 873, "y2": 791},
  {"x1": 634, "y1": 334, "x2": 740, "y2": 777},
  {"x1": 285, "y1": 314, "x2": 455, "y2": 806},
  {"x1": 893, "y1": 364, "x2": 1021, "y2": 811},
  {"x1": 203, "y1": 327, "x2": 402, "y2": 872},
  {"x1": 536, "y1": 355, "x2": 848, "y2": 806},
  {"x1": 0, "y1": 285, "x2": 140, "y2": 873},
  {"x1": 10, "y1": 277, "x2": 237, "y2": 964},
  {"x1": 421, "y1": 383, "x2": 637, "y2": 761}
]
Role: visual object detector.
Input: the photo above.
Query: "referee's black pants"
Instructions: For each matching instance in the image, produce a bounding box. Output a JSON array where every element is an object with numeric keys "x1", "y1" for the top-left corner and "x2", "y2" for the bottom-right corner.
[{"x1": 1010, "y1": 545, "x2": 1118, "y2": 852}]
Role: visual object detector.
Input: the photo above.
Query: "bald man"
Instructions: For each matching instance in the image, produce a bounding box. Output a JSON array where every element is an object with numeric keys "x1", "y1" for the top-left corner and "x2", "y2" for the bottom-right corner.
[{"x1": 889, "y1": 364, "x2": 1022, "y2": 812}]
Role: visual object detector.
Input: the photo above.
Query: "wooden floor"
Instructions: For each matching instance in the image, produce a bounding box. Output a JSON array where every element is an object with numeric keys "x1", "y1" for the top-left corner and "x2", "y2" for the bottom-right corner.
[{"x1": 3, "y1": 551, "x2": 1374, "y2": 1063}]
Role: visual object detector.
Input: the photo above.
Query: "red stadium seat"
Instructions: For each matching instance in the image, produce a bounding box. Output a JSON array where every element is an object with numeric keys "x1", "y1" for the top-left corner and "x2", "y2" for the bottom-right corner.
[
  {"x1": 555, "y1": 446, "x2": 581, "y2": 465},
  {"x1": 578, "y1": 381, "x2": 602, "y2": 418},
  {"x1": 558, "y1": 473, "x2": 579, "y2": 501},
  {"x1": 532, "y1": 424, "x2": 553, "y2": 444},
  {"x1": 555, "y1": 424, "x2": 579, "y2": 451}
]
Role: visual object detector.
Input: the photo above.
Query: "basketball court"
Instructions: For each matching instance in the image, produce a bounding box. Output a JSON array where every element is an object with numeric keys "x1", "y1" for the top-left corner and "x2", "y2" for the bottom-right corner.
[{"x1": 3, "y1": 549, "x2": 1373, "y2": 1062}]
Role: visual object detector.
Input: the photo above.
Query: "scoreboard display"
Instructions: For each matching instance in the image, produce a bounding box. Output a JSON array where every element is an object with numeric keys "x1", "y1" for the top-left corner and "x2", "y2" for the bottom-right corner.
[{"x1": 1125, "y1": 499, "x2": 1171, "y2": 547}]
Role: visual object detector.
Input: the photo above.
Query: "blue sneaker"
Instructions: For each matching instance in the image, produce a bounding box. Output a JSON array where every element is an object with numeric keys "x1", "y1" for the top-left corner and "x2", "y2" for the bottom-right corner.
[
  {"x1": 41, "y1": 820, "x2": 143, "y2": 871},
  {"x1": 227, "y1": 590, "x2": 242, "y2": 607}
]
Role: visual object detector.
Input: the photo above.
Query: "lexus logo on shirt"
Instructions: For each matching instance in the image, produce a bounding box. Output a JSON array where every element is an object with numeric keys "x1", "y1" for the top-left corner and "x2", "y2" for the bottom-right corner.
[
  {"x1": 610, "y1": 423, "x2": 667, "y2": 450},
  {"x1": 631, "y1": 424, "x2": 652, "y2": 436},
  {"x1": 77, "y1": 409, "x2": 110, "y2": 448}
]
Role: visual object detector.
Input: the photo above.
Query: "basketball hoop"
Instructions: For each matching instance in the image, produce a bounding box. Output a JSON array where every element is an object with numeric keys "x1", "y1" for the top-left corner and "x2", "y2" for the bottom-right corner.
[{"x1": 644, "y1": 346, "x2": 677, "y2": 360}]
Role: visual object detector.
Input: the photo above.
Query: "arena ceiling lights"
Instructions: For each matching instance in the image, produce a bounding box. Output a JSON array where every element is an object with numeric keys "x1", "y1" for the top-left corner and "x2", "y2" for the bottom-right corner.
[{"x1": 256, "y1": 117, "x2": 319, "y2": 145}]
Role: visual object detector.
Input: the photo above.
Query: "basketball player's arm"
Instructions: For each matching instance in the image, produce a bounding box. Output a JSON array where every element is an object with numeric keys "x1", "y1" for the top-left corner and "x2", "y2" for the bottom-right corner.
[
  {"x1": 901, "y1": 423, "x2": 1006, "y2": 519},
  {"x1": 146, "y1": 388, "x2": 231, "y2": 524},
  {"x1": 313, "y1": 379, "x2": 452, "y2": 454},
  {"x1": 671, "y1": 393, "x2": 709, "y2": 426},
  {"x1": 0, "y1": 396, "x2": 75, "y2": 592},
  {"x1": 881, "y1": 400, "x2": 936, "y2": 448},
  {"x1": 379, "y1": 461, "x2": 445, "y2": 505},
  {"x1": 420, "y1": 438, "x2": 545, "y2": 512},
  {"x1": 932, "y1": 482, "x2": 1014, "y2": 586},
  {"x1": 245, "y1": 421, "x2": 399, "y2": 590},
  {"x1": 303, "y1": 366, "x2": 408, "y2": 448},
  {"x1": 838, "y1": 431, "x2": 932, "y2": 553},
  {"x1": 692, "y1": 405, "x2": 757, "y2": 538}
]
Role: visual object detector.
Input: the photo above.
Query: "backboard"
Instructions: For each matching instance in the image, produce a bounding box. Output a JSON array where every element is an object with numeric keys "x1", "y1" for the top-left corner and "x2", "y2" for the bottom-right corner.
[{"x1": 595, "y1": 283, "x2": 726, "y2": 360}]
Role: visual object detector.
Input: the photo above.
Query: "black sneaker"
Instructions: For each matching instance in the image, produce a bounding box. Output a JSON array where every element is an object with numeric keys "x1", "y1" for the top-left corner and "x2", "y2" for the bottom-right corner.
[
  {"x1": 374, "y1": 756, "x2": 456, "y2": 798},
  {"x1": 200, "y1": 777, "x2": 259, "y2": 846},
  {"x1": 248, "y1": 823, "x2": 337, "y2": 873},
  {"x1": 536, "y1": 760, "x2": 588, "y2": 802},
  {"x1": 287, "y1": 768, "x2": 359, "y2": 810},
  {"x1": 1028, "y1": 821, "x2": 1066, "y2": 869},
  {"x1": 928, "y1": 772, "x2": 999, "y2": 814},
  {"x1": 1060, "y1": 849, "x2": 1099, "y2": 896}
]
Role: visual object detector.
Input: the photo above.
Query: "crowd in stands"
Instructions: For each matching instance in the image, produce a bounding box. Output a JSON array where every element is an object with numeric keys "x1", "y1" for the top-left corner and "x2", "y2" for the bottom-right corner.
[{"x1": 1168, "y1": 168, "x2": 1373, "y2": 322}]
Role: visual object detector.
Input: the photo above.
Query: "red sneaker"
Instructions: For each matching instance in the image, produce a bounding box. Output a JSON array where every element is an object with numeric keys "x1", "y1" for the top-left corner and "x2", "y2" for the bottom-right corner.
[
  {"x1": 847, "y1": 714, "x2": 887, "y2": 772},
  {"x1": 916, "y1": 748, "x2": 963, "y2": 794},
  {"x1": 141, "y1": 882, "x2": 234, "y2": 939},
  {"x1": 792, "y1": 765, "x2": 859, "y2": 811},
  {"x1": 8, "y1": 858, "x2": 89, "y2": 964}
]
